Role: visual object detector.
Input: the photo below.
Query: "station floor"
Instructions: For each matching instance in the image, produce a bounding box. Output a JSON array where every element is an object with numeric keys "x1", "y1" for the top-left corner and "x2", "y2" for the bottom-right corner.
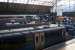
[{"x1": 43, "y1": 38, "x2": 75, "y2": 50}]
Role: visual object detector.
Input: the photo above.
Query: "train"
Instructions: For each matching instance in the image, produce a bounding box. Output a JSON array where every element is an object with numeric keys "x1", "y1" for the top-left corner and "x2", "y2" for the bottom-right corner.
[
  {"x1": 0, "y1": 15, "x2": 50, "y2": 29},
  {"x1": 0, "y1": 15, "x2": 67, "y2": 50}
]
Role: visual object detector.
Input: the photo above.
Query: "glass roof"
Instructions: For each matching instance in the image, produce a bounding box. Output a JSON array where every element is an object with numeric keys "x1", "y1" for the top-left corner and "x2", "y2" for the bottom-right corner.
[
  {"x1": 52, "y1": 0, "x2": 75, "y2": 12},
  {"x1": 0, "y1": 0, "x2": 56, "y2": 6}
]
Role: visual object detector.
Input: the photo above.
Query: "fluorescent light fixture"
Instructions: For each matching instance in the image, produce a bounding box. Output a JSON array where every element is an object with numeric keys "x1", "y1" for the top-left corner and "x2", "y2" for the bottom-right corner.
[{"x1": 0, "y1": 0, "x2": 7, "y2": 2}]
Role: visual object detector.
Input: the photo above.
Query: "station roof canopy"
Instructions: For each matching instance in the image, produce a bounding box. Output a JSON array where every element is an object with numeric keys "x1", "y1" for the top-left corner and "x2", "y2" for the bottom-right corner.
[
  {"x1": 0, "y1": 0, "x2": 62, "y2": 14},
  {"x1": 0, "y1": 0, "x2": 58, "y2": 6}
]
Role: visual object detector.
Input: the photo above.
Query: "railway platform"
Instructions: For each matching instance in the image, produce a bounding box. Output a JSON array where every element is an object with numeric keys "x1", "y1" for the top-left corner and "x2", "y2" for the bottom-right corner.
[{"x1": 43, "y1": 38, "x2": 75, "y2": 50}]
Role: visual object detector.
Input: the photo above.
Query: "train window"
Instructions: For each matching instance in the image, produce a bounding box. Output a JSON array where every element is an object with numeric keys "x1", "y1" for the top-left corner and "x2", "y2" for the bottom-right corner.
[
  {"x1": 25, "y1": 16, "x2": 34, "y2": 24},
  {"x1": 39, "y1": 15, "x2": 49, "y2": 22},
  {"x1": 26, "y1": 16, "x2": 33, "y2": 22}
]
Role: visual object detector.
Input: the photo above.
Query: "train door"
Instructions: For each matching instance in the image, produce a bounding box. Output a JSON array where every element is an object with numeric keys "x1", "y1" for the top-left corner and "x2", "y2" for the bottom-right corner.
[
  {"x1": 61, "y1": 29, "x2": 70, "y2": 41},
  {"x1": 34, "y1": 32, "x2": 45, "y2": 50},
  {"x1": 39, "y1": 32, "x2": 45, "y2": 49},
  {"x1": 34, "y1": 32, "x2": 40, "y2": 50}
]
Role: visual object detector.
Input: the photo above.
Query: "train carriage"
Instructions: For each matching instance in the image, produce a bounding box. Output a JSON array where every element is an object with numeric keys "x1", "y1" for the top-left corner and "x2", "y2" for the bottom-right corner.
[{"x1": 0, "y1": 15, "x2": 67, "y2": 50}]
